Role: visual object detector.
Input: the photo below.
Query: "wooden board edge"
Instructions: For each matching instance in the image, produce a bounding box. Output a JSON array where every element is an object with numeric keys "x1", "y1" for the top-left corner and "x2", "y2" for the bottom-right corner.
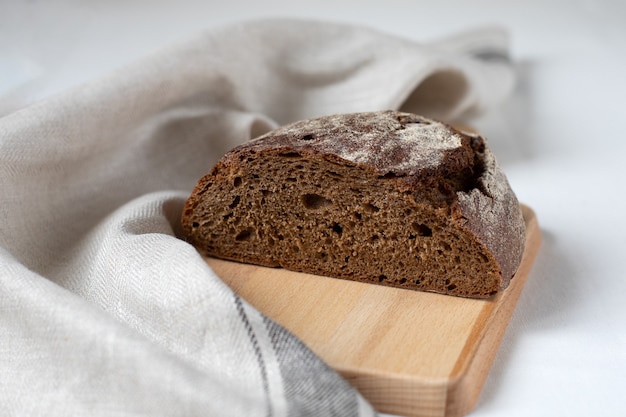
[
  {"x1": 339, "y1": 368, "x2": 449, "y2": 417},
  {"x1": 444, "y1": 205, "x2": 541, "y2": 417}
]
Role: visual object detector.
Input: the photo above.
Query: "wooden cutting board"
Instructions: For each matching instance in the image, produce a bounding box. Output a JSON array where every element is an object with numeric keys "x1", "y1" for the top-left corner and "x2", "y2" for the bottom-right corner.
[{"x1": 206, "y1": 205, "x2": 541, "y2": 417}]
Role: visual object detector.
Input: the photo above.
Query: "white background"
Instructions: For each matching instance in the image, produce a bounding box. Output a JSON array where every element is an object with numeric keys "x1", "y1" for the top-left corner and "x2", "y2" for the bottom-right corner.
[{"x1": 2, "y1": 0, "x2": 625, "y2": 416}]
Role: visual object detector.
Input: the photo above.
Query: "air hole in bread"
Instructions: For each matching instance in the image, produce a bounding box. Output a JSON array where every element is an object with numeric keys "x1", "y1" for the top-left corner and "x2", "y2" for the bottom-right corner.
[
  {"x1": 363, "y1": 203, "x2": 380, "y2": 213},
  {"x1": 301, "y1": 134, "x2": 315, "y2": 141},
  {"x1": 233, "y1": 177, "x2": 242, "y2": 187},
  {"x1": 302, "y1": 193, "x2": 332, "y2": 210},
  {"x1": 228, "y1": 196, "x2": 241, "y2": 209},
  {"x1": 279, "y1": 152, "x2": 301, "y2": 158},
  {"x1": 331, "y1": 222, "x2": 343, "y2": 235},
  {"x1": 379, "y1": 172, "x2": 398, "y2": 179},
  {"x1": 412, "y1": 222, "x2": 432, "y2": 237},
  {"x1": 235, "y1": 229, "x2": 253, "y2": 242}
]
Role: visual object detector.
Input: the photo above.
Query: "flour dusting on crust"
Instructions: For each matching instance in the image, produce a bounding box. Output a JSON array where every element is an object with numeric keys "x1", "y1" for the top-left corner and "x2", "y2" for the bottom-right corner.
[{"x1": 248, "y1": 111, "x2": 464, "y2": 175}]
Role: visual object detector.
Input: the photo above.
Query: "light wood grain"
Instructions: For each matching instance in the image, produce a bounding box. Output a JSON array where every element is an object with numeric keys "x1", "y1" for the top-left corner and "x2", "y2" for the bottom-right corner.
[{"x1": 206, "y1": 205, "x2": 541, "y2": 417}]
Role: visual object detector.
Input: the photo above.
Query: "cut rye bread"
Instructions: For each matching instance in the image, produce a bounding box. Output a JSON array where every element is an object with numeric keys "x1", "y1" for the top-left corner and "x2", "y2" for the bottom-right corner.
[{"x1": 181, "y1": 110, "x2": 526, "y2": 298}]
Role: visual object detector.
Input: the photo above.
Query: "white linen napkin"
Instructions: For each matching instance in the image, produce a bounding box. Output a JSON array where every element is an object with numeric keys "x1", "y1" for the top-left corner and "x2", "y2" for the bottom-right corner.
[{"x1": 0, "y1": 19, "x2": 514, "y2": 416}]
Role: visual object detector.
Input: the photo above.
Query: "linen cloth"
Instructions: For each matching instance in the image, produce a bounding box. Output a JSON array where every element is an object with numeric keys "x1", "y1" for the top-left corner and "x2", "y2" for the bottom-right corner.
[{"x1": 0, "y1": 19, "x2": 514, "y2": 416}]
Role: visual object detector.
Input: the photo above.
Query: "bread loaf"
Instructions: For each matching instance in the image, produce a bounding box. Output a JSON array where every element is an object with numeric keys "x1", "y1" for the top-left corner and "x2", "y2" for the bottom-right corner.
[{"x1": 181, "y1": 110, "x2": 525, "y2": 298}]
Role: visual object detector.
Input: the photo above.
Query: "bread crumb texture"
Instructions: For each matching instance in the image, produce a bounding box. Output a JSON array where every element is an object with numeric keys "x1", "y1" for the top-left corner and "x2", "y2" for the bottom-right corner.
[{"x1": 182, "y1": 111, "x2": 525, "y2": 298}]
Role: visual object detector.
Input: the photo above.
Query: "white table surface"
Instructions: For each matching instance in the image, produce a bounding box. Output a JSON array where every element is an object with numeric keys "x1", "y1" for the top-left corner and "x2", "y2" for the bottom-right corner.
[{"x1": 2, "y1": 1, "x2": 625, "y2": 416}]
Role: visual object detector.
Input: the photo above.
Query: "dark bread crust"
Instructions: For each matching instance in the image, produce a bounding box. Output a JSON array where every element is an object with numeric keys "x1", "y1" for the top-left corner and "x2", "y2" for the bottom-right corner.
[{"x1": 182, "y1": 111, "x2": 525, "y2": 298}]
